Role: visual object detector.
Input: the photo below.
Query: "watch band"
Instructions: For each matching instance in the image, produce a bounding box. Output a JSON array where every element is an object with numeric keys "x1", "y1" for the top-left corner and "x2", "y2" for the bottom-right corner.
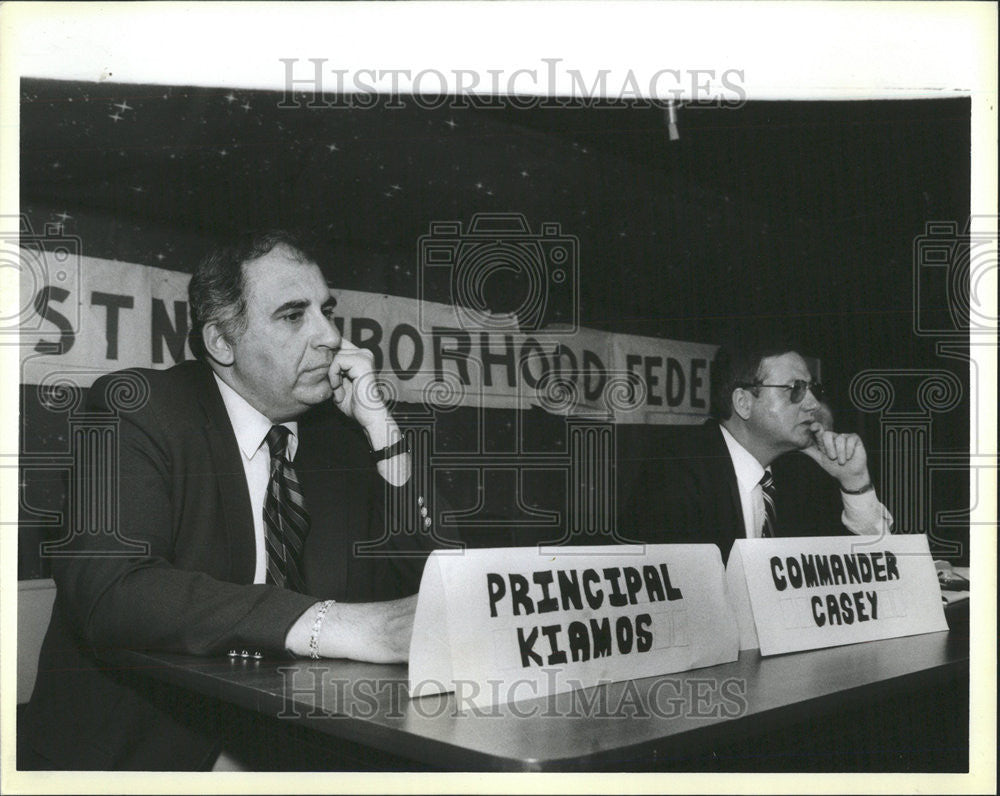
[
  {"x1": 841, "y1": 481, "x2": 875, "y2": 495},
  {"x1": 371, "y1": 436, "x2": 409, "y2": 463}
]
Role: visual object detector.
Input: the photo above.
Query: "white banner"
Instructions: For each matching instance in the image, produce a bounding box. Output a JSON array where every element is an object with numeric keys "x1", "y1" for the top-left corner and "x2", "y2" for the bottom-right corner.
[{"x1": 18, "y1": 252, "x2": 717, "y2": 424}]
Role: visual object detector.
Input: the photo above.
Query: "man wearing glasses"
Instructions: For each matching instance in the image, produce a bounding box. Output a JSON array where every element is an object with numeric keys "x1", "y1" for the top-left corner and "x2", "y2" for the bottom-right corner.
[{"x1": 621, "y1": 343, "x2": 891, "y2": 563}]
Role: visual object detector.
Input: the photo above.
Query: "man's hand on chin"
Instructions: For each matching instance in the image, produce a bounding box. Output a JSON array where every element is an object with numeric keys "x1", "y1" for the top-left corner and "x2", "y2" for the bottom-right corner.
[
  {"x1": 327, "y1": 339, "x2": 390, "y2": 433},
  {"x1": 327, "y1": 338, "x2": 410, "y2": 486},
  {"x1": 800, "y1": 421, "x2": 872, "y2": 492}
]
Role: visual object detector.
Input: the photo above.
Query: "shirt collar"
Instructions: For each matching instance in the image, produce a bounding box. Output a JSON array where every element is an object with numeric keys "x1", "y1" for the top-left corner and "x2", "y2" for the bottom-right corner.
[
  {"x1": 213, "y1": 373, "x2": 298, "y2": 461},
  {"x1": 719, "y1": 424, "x2": 767, "y2": 497}
]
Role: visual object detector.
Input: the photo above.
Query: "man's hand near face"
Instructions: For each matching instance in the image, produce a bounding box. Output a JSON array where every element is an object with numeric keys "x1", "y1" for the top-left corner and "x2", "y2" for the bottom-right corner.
[
  {"x1": 328, "y1": 339, "x2": 388, "y2": 431},
  {"x1": 277, "y1": 342, "x2": 427, "y2": 664},
  {"x1": 327, "y1": 339, "x2": 410, "y2": 486},
  {"x1": 800, "y1": 421, "x2": 873, "y2": 493}
]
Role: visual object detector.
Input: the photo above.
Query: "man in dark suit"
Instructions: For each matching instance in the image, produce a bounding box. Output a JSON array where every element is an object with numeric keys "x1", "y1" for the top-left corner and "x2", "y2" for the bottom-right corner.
[
  {"x1": 621, "y1": 343, "x2": 891, "y2": 563},
  {"x1": 21, "y1": 231, "x2": 448, "y2": 769}
]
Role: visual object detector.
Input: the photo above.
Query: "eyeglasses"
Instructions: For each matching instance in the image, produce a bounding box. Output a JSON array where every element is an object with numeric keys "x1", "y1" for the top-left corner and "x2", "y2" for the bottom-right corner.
[{"x1": 738, "y1": 379, "x2": 824, "y2": 404}]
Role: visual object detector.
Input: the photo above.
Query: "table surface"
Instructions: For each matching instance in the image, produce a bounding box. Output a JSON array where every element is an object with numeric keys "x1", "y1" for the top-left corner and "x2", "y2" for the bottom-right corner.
[{"x1": 102, "y1": 626, "x2": 968, "y2": 772}]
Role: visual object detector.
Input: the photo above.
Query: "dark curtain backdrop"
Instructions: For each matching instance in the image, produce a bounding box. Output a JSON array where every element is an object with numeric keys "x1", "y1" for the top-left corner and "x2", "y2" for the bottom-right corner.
[{"x1": 18, "y1": 80, "x2": 971, "y2": 576}]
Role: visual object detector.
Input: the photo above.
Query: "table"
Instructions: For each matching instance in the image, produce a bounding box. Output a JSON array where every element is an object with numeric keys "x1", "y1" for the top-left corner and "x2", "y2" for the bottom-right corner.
[{"x1": 100, "y1": 618, "x2": 969, "y2": 772}]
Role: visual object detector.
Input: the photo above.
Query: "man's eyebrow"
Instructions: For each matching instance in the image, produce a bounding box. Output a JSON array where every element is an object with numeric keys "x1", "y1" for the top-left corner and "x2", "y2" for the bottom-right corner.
[
  {"x1": 271, "y1": 299, "x2": 309, "y2": 317},
  {"x1": 321, "y1": 295, "x2": 337, "y2": 310}
]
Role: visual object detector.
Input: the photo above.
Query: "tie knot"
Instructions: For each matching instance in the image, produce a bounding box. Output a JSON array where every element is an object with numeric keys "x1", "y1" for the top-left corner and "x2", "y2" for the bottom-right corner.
[
  {"x1": 759, "y1": 470, "x2": 775, "y2": 493},
  {"x1": 265, "y1": 425, "x2": 291, "y2": 460}
]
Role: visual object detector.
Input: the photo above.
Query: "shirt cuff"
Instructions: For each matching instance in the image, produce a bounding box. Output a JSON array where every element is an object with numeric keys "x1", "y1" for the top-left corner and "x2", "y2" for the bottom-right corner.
[{"x1": 840, "y1": 489, "x2": 893, "y2": 535}]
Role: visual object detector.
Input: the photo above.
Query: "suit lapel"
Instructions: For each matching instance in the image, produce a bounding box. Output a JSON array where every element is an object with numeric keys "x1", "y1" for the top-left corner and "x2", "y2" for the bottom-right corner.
[
  {"x1": 195, "y1": 365, "x2": 257, "y2": 584},
  {"x1": 704, "y1": 420, "x2": 748, "y2": 549}
]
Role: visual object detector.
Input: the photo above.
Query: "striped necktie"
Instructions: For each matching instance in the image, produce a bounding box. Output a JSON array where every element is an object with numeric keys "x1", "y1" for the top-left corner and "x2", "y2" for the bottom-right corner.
[
  {"x1": 263, "y1": 425, "x2": 309, "y2": 592},
  {"x1": 759, "y1": 470, "x2": 778, "y2": 538}
]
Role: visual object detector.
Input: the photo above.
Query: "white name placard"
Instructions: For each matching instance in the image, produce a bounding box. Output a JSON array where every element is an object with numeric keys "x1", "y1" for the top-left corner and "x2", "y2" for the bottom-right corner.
[
  {"x1": 409, "y1": 544, "x2": 739, "y2": 708},
  {"x1": 725, "y1": 534, "x2": 948, "y2": 656}
]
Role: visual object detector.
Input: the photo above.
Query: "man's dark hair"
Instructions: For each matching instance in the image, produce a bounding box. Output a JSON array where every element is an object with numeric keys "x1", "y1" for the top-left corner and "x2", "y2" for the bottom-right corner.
[
  {"x1": 709, "y1": 340, "x2": 801, "y2": 421},
  {"x1": 188, "y1": 230, "x2": 320, "y2": 360}
]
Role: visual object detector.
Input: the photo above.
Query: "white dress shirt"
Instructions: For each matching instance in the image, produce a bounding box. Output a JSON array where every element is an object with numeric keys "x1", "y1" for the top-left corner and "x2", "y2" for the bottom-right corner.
[
  {"x1": 718, "y1": 425, "x2": 892, "y2": 538},
  {"x1": 214, "y1": 374, "x2": 299, "y2": 584}
]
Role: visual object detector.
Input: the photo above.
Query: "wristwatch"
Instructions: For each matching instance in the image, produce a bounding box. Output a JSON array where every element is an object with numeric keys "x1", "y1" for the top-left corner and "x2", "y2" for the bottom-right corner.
[{"x1": 371, "y1": 436, "x2": 410, "y2": 462}]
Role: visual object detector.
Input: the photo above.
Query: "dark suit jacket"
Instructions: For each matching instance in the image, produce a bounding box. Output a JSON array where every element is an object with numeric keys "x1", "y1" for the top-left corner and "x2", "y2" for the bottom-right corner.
[
  {"x1": 619, "y1": 420, "x2": 847, "y2": 564},
  {"x1": 22, "y1": 360, "x2": 443, "y2": 770}
]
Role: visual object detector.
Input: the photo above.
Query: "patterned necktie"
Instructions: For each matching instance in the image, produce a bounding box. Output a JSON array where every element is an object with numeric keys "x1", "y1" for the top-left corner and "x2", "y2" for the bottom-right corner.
[
  {"x1": 759, "y1": 470, "x2": 778, "y2": 538},
  {"x1": 263, "y1": 425, "x2": 309, "y2": 592}
]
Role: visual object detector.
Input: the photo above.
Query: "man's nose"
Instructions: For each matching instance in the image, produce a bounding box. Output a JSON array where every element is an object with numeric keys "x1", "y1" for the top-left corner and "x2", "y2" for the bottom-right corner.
[
  {"x1": 801, "y1": 386, "x2": 820, "y2": 411},
  {"x1": 311, "y1": 312, "x2": 341, "y2": 349}
]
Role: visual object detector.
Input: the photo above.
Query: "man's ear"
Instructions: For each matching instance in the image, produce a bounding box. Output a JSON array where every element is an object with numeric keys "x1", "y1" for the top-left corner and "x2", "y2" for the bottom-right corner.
[
  {"x1": 732, "y1": 387, "x2": 753, "y2": 421},
  {"x1": 202, "y1": 322, "x2": 235, "y2": 366}
]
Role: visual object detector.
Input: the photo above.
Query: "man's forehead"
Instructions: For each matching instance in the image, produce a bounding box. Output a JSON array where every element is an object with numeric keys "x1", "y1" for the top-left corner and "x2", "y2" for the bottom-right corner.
[
  {"x1": 243, "y1": 248, "x2": 330, "y2": 302},
  {"x1": 759, "y1": 351, "x2": 810, "y2": 381}
]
